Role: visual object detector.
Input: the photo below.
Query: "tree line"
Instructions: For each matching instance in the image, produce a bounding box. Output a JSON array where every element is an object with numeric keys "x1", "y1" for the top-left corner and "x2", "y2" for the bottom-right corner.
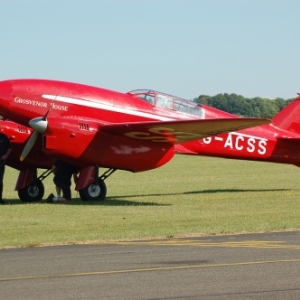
[{"x1": 194, "y1": 93, "x2": 294, "y2": 118}]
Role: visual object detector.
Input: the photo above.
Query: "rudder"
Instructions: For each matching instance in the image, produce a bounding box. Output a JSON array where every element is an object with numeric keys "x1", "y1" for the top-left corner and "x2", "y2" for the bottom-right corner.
[{"x1": 272, "y1": 94, "x2": 300, "y2": 134}]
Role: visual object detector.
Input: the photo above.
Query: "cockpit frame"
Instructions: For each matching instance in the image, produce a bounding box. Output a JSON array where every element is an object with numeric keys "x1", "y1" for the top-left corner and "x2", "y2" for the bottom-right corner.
[{"x1": 127, "y1": 89, "x2": 204, "y2": 118}]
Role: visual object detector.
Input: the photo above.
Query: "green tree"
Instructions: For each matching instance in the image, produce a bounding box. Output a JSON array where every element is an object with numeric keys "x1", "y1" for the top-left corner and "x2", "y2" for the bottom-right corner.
[{"x1": 195, "y1": 94, "x2": 292, "y2": 118}]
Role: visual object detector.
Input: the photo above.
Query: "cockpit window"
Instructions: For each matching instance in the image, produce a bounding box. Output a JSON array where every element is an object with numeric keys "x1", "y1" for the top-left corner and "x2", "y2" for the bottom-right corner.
[
  {"x1": 156, "y1": 95, "x2": 173, "y2": 109},
  {"x1": 127, "y1": 89, "x2": 204, "y2": 118}
]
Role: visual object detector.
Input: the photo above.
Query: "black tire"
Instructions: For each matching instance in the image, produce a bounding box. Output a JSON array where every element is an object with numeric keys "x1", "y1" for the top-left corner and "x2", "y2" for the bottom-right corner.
[
  {"x1": 18, "y1": 179, "x2": 45, "y2": 203},
  {"x1": 79, "y1": 178, "x2": 107, "y2": 201}
]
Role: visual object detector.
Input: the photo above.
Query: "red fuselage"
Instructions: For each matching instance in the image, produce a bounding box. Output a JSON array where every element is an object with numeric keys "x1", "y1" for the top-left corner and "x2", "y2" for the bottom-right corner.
[{"x1": 0, "y1": 79, "x2": 268, "y2": 173}]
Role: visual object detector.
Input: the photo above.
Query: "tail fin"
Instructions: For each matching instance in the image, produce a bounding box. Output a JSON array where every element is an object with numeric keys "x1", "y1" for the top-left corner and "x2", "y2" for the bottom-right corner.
[{"x1": 272, "y1": 94, "x2": 300, "y2": 134}]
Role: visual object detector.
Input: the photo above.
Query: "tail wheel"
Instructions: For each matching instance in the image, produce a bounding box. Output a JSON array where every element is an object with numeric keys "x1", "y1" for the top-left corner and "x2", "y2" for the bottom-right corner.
[
  {"x1": 18, "y1": 179, "x2": 45, "y2": 203},
  {"x1": 79, "y1": 178, "x2": 107, "y2": 201}
]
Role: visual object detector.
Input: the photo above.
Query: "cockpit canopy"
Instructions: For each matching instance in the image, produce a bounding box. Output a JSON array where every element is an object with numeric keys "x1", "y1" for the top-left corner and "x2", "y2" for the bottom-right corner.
[{"x1": 127, "y1": 89, "x2": 204, "y2": 118}]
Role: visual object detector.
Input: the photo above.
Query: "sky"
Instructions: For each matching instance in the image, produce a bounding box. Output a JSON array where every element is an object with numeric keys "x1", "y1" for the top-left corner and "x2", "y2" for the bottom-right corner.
[{"x1": 1, "y1": 0, "x2": 300, "y2": 100}]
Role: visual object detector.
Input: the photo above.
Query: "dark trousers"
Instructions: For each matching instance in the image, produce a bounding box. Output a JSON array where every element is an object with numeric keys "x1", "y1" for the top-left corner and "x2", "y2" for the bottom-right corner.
[
  {"x1": 54, "y1": 178, "x2": 72, "y2": 200},
  {"x1": 0, "y1": 163, "x2": 5, "y2": 200}
]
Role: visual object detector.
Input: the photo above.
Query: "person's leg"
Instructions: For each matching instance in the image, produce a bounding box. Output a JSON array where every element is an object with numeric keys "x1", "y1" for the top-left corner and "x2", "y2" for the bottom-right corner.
[
  {"x1": 59, "y1": 184, "x2": 71, "y2": 202},
  {"x1": 46, "y1": 180, "x2": 61, "y2": 203},
  {"x1": 47, "y1": 181, "x2": 71, "y2": 203},
  {"x1": 50, "y1": 183, "x2": 71, "y2": 203},
  {"x1": 55, "y1": 186, "x2": 62, "y2": 197},
  {"x1": 0, "y1": 164, "x2": 5, "y2": 202}
]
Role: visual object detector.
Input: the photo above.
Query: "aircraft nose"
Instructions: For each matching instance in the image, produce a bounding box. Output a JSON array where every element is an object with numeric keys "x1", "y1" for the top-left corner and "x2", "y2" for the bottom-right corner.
[{"x1": 0, "y1": 80, "x2": 13, "y2": 115}]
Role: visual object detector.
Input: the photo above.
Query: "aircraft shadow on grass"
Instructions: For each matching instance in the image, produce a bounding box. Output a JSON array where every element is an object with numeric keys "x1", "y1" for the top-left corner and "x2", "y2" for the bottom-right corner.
[
  {"x1": 104, "y1": 188, "x2": 291, "y2": 201},
  {"x1": 84, "y1": 187, "x2": 291, "y2": 205},
  {"x1": 78, "y1": 198, "x2": 171, "y2": 206},
  {"x1": 7, "y1": 197, "x2": 171, "y2": 207},
  {"x1": 185, "y1": 188, "x2": 290, "y2": 194},
  {"x1": 7, "y1": 188, "x2": 290, "y2": 206}
]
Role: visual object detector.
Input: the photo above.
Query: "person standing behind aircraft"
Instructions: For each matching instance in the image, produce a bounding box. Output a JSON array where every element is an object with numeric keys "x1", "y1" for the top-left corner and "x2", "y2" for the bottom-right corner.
[
  {"x1": 0, "y1": 132, "x2": 12, "y2": 205},
  {"x1": 46, "y1": 160, "x2": 78, "y2": 203}
]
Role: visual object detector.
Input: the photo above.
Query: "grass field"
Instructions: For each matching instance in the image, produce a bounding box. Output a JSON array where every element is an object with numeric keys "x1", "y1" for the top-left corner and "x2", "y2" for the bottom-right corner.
[{"x1": 1, "y1": 155, "x2": 300, "y2": 248}]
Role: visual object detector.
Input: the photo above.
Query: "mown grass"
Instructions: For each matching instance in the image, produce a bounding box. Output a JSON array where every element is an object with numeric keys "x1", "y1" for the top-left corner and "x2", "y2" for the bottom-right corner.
[{"x1": 1, "y1": 155, "x2": 300, "y2": 248}]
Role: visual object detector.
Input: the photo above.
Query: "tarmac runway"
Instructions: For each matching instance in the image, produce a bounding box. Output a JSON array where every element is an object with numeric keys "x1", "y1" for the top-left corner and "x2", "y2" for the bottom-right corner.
[{"x1": 1, "y1": 231, "x2": 300, "y2": 299}]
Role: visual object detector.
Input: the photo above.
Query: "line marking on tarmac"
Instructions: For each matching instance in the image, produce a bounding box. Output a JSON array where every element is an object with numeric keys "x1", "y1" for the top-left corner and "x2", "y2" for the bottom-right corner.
[
  {"x1": 1, "y1": 258, "x2": 300, "y2": 282},
  {"x1": 104, "y1": 239, "x2": 300, "y2": 250}
]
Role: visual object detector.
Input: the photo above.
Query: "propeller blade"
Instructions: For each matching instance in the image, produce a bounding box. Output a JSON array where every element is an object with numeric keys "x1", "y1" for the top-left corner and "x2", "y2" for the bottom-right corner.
[
  {"x1": 20, "y1": 131, "x2": 39, "y2": 161},
  {"x1": 20, "y1": 109, "x2": 50, "y2": 161}
]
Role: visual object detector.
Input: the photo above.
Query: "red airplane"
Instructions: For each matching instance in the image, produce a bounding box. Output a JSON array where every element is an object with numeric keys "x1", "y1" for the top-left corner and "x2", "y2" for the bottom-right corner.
[{"x1": 0, "y1": 79, "x2": 268, "y2": 202}]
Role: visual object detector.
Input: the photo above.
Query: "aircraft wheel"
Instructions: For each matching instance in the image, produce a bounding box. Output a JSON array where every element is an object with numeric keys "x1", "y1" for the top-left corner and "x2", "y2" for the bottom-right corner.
[
  {"x1": 79, "y1": 178, "x2": 107, "y2": 201},
  {"x1": 18, "y1": 179, "x2": 45, "y2": 203}
]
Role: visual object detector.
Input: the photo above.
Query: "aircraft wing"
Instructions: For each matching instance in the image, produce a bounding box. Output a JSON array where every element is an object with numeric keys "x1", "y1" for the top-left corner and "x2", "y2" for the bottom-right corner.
[
  {"x1": 40, "y1": 116, "x2": 270, "y2": 173},
  {"x1": 101, "y1": 117, "x2": 270, "y2": 144}
]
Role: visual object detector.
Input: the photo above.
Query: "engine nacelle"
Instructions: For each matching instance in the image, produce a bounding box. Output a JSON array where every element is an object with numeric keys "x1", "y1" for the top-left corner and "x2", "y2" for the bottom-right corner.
[{"x1": 43, "y1": 117, "x2": 104, "y2": 163}]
